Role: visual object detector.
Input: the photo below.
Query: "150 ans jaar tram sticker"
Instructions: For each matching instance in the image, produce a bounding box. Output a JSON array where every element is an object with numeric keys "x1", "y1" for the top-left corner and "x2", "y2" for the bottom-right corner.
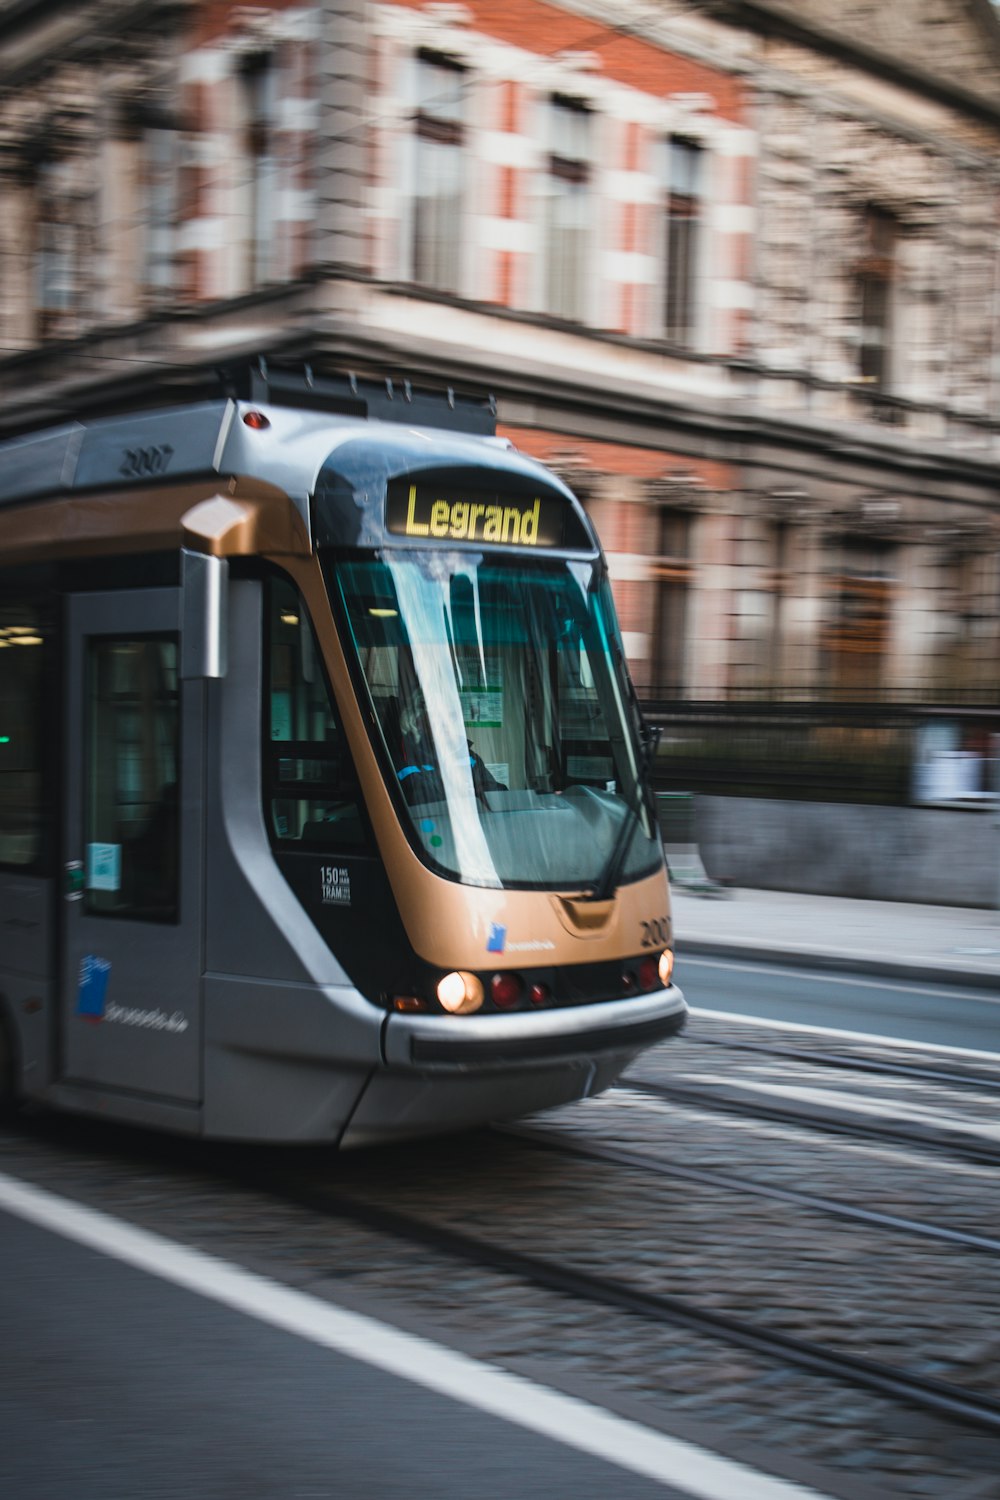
[{"x1": 320, "y1": 865, "x2": 352, "y2": 906}]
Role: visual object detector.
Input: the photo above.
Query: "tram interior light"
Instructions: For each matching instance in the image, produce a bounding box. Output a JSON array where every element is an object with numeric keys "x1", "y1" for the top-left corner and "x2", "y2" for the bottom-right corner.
[{"x1": 437, "y1": 971, "x2": 484, "y2": 1014}]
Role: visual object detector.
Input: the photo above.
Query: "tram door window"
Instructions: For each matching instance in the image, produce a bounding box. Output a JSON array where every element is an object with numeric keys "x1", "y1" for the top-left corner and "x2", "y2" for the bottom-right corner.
[
  {"x1": 265, "y1": 578, "x2": 366, "y2": 847},
  {"x1": 0, "y1": 601, "x2": 47, "y2": 867},
  {"x1": 84, "y1": 637, "x2": 179, "y2": 921},
  {"x1": 62, "y1": 589, "x2": 202, "y2": 1104}
]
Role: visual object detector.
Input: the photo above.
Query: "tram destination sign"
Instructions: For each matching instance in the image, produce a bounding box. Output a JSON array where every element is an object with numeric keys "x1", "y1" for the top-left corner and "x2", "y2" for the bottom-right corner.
[{"x1": 386, "y1": 479, "x2": 564, "y2": 548}]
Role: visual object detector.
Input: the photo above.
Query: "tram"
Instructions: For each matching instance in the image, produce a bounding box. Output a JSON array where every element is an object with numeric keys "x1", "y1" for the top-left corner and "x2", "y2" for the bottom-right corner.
[{"x1": 0, "y1": 365, "x2": 686, "y2": 1145}]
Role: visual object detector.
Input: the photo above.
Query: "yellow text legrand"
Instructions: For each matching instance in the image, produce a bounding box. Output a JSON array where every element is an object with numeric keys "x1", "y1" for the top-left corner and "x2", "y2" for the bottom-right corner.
[{"x1": 405, "y1": 485, "x2": 542, "y2": 545}]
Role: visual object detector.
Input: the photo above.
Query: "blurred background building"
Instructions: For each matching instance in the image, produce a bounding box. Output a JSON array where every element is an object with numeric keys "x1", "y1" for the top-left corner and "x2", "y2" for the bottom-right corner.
[{"x1": 4, "y1": 0, "x2": 1000, "y2": 893}]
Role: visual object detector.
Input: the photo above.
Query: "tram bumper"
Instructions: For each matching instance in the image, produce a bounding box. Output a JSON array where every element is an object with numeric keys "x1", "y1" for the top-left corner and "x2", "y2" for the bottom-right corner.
[{"x1": 339, "y1": 984, "x2": 686, "y2": 1147}]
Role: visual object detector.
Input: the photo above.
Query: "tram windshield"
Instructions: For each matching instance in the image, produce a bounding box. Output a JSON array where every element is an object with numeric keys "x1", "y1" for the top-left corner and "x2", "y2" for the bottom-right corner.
[{"x1": 329, "y1": 552, "x2": 660, "y2": 890}]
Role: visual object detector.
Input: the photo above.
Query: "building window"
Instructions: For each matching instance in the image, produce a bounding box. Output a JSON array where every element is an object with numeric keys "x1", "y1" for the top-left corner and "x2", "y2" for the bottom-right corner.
[
  {"x1": 411, "y1": 53, "x2": 465, "y2": 294},
  {"x1": 240, "y1": 53, "x2": 281, "y2": 288},
  {"x1": 825, "y1": 537, "x2": 895, "y2": 695},
  {"x1": 35, "y1": 158, "x2": 79, "y2": 337},
  {"x1": 544, "y1": 97, "x2": 590, "y2": 322},
  {"x1": 664, "y1": 138, "x2": 703, "y2": 346},
  {"x1": 653, "y1": 507, "x2": 693, "y2": 696},
  {"x1": 141, "y1": 126, "x2": 177, "y2": 301},
  {"x1": 855, "y1": 207, "x2": 897, "y2": 388}
]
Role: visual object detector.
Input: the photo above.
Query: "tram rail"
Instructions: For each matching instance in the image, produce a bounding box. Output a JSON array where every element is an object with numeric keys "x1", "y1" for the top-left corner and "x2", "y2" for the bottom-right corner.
[
  {"x1": 626, "y1": 1076, "x2": 1000, "y2": 1170},
  {"x1": 689, "y1": 1031, "x2": 1000, "y2": 1094},
  {"x1": 228, "y1": 1163, "x2": 1000, "y2": 1440},
  {"x1": 4, "y1": 1092, "x2": 1000, "y2": 1492},
  {"x1": 497, "y1": 1121, "x2": 1000, "y2": 1256}
]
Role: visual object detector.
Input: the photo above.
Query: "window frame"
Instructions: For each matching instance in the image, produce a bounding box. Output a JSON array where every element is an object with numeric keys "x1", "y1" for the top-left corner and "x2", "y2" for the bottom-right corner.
[
  {"x1": 408, "y1": 49, "x2": 467, "y2": 295},
  {"x1": 262, "y1": 572, "x2": 371, "y2": 854},
  {"x1": 541, "y1": 94, "x2": 593, "y2": 324},
  {"x1": 662, "y1": 136, "x2": 704, "y2": 348},
  {"x1": 81, "y1": 631, "x2": 182, "y2": 925},
  {"x1": 34, "y1": 155, "x2": 80, "y2": 339},
  {"x1": 855, "y1": 205, "x2": 898, "y2": 389},
  {"x1": 0, "y1": 582, "x2": 56, "y2": 877}
]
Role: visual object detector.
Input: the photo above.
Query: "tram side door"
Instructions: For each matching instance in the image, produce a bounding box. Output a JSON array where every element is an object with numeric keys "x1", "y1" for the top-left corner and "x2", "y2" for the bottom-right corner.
[{"x1": 60, "y1": 588, "x2": 204, "y2": 1104}]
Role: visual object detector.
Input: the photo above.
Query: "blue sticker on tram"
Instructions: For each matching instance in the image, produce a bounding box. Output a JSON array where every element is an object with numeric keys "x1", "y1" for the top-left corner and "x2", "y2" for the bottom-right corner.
[
  {"x1": 487, "y1": 923, "x2": 507, "y2": 953},
  {"x1": 76, "y1": 954, "x2": 111, "y2": 1019}
]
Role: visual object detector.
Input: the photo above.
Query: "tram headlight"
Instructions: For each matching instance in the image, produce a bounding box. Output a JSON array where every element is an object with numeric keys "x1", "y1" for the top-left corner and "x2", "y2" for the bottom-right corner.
[
  {"x1": 658, "y1": 949, "x2": 675, "y2": 987},
  {"x1": 437, "y1": 971, "x2": 484, "y2": 1015}
]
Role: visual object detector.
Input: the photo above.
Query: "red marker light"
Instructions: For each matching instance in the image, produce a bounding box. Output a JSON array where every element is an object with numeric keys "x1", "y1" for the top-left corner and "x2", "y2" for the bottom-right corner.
[
  {"x1": 243, "y1": 410, "x2": 271, "y2": 430},
  {"x1": 638, "y1": 956, "x2": 659, "y2": 991},
  {"x1": 528, "y1": 982, "x2": 550, "y2": 1007},
  {"x1": 491, "y1": 972, "x2": 523, "y2": 1009}
]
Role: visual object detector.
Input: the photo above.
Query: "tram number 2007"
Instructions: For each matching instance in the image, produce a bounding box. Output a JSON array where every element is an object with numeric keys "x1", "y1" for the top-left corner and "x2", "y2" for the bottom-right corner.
[{"x1": 640, "y1": 917, "x2": 670, "y2": 948}]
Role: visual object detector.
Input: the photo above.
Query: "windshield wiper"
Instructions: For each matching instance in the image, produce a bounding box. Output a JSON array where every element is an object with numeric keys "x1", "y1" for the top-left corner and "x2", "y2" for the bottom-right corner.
[{"x1": 586, "y1": 719, "x2": 661, "y2": 902}]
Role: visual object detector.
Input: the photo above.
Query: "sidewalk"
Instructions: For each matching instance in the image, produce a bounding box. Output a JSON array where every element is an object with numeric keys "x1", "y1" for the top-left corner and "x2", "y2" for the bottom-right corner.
[{"x1": 670, "y1": 885, "x2": 1000, "y2": 989}]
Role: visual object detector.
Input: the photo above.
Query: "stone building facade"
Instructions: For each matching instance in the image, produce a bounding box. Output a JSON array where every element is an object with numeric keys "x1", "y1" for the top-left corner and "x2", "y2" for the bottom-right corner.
[{"x1": 2, "y1": 0, "x2": 1000, "y2": 704}]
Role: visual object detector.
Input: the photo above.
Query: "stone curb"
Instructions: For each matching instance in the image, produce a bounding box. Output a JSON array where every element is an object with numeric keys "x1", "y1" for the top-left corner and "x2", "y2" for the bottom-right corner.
[{"x1": 675, "y1": 938, "x2": 1000, "y2": 993}]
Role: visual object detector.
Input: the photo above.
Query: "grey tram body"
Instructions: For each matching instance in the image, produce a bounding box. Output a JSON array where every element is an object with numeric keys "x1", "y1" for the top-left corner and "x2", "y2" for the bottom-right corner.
[{"x1": 0, "y1": 391, "x2": 686, "y2": 1145}]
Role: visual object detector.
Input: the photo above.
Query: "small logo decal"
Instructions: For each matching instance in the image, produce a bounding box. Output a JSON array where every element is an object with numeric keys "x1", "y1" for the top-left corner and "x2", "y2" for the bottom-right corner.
[
  {"x1": 487, "y1": 923, "x2": 507, "y2": 953},
  {"x1": 76, "y1": 954, "x2": 111, "y2": 1019}
]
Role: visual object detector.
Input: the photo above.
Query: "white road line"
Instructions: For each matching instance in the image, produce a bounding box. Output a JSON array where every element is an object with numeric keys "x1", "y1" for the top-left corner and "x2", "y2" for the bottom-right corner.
[
  {"x1": 0, "y1": 1170, "x2": 832, "y2": 1500},
  {"x1": 681, "y1": 955, "x2": 1000, "y2": 1007},
  {"x1": 687, "y1": 1004, "x2": 1000, "y2": 1063}
]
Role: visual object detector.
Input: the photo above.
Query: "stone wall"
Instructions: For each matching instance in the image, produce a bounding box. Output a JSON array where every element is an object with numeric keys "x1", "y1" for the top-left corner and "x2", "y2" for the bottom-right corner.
[{"x1": 692, "y1": 793, "x2": 1000, "y2": 906}]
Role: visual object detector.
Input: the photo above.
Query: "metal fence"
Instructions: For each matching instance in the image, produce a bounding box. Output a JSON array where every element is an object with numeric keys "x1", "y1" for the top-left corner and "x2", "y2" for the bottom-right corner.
[{"x1": 639, "y1": 696, "x2": 1000, "y2": 806}]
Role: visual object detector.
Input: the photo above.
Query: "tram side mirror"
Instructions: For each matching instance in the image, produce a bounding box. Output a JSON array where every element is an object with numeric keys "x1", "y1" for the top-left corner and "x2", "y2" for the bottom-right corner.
[{"x1": 181, "y1": 549, "x2": 228, "y2": 679}]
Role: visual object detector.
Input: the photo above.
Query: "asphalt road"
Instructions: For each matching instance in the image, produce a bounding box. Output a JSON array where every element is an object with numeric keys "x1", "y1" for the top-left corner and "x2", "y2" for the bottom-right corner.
[
  {"x1": 675, "y1": 953, "x2": 1000, "y2": 1054},
  {"x1": 0, "y1": 1202, "x2": 748, "y2": 1500}
]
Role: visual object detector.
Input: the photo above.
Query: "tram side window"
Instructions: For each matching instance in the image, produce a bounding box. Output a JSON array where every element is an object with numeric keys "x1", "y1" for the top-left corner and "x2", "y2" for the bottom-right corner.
[
  {"x1": 85, "y1": 637, "x2": 180, "y2": 922},
  {"x1": 266, "y1": 579, "x2": 365, "y2": 847},
  {"x1": 0, "y1": 604, "x2": 47, "y2": 867}
]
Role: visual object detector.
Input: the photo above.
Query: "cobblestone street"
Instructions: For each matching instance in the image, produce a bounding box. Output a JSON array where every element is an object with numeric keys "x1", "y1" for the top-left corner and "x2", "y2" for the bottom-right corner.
[{"x1": 3, "y1": 1012, "x2": 1000, "y2": 1498}]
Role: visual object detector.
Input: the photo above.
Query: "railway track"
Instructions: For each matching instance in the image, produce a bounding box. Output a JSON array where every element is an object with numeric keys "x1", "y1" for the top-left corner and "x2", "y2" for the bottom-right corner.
[
  {"x1": 688, "y1": 1031, "x2": 1000, "y2": 1094},
  {"x1": 251, "y1": 1163, "x2": 1000, "y2": 1441},
  {"x1": 5, "y1": 1097, "x2": 1000, "y2": 1493},
  {"x1": 625, "y1": 1074, "x2": 1000, "y2": 1169},
  {"x1": 496, "y1": 1120, "x2": 1000, "y2": 1256}
]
